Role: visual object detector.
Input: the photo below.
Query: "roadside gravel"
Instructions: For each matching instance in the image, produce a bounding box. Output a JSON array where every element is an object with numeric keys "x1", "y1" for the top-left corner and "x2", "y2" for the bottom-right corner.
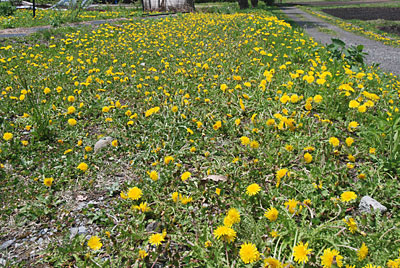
[{"x1": 280, "y1": 6, "x2": 400, "y2": 77}]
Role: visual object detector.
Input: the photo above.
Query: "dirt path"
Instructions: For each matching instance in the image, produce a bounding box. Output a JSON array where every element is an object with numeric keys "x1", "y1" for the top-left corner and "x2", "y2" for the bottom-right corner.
[{"x1": 280, "y1": 6, "x2": 400, "y2": 76}]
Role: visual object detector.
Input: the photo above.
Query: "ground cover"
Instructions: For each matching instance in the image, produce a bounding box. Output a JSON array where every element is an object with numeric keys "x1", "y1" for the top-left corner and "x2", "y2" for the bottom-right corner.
[
  {"x1": 299, "y1": 3, "x2": 400, "y2": 46},
  {"x1": 0, "y1": 7, "x2": 138, "y2": 29},
  {"x1": 1, "y1": 9, "x2": 400, "y2": 267}
]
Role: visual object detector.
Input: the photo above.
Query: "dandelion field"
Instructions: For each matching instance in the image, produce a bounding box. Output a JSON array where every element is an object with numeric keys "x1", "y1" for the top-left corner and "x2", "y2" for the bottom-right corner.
[{"x1": 1, "y1": 9, "x2": 400, "y2": 267}]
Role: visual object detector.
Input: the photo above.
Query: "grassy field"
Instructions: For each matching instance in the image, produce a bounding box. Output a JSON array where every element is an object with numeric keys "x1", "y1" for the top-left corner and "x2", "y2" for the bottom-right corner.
[
  {"x1": 1, "y1": 7, "x2": 400, "y2": 267},
  {"x1": 0, "y1": 6, "x2": 139, "y2": 29}
]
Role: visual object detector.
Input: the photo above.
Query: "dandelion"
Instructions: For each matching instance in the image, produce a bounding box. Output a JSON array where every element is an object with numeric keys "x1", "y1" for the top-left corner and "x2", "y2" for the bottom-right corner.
[
  {"x1": 181, "y1": 171, "x2": 191, "y2": 181},
  {"x1": 250, "y1": 140, "x2": 260, "y2": 149},
  {"x1": 284, "y1": 199, "x2": 298, "y2": 214},
  {"x1": 357, "y1": 242, "x2": 368, "y2": 260},
  {"x1": 149, "y1": 170, "x2": 158, "y2": 181},
  {"x1": 87, "y1": 236, "x2": 102, "y2": 251},
  {"x1": 164, "y1": 156, "x2": 174, "y2": 164},
  {"x1": 246, "y1": 183, "x2": 261, "y2": 196},
  {"x1": 127, "y1": 187, "x2": 142, "y2": 200},
  {"x1": 264, "y1": 207, "x2": 279, "y2": 222},
  {"x1": 329, "y1": 137, "x2": 340, "y2": 147},
  {"x1": 3, "y1": 132, "x2": 13, "y2": 141},
  {"x1": 213, "y1": 121, "x2": 222, "y2": 130},
  {"x1": 314, "y1": 95, "x2": 323, "y2": 103},
  {"x1": 111, "y1": 139, "x2": 118, "y2": 147},
  {"x1": 343, "y1": 217, "x2": 358, "y2": 233},
  {"x1": 215, "y1": 188, "x2": 221, "y2": 195},
  {"x1": 369, "y1": 148, "x2": 376, "y2": 154},
  {"x1": 204, "y1": 241, "x2": 212, "y2": 248},
  {"x1": 349, "y1": 100, "x2": 360, "y2": 108},
  {"x1": 340, "y1": 191, "x2": 357, "y2": 202},
  {"x1": 133, "y1": 202, "x2": 151, "y2": 212},
  {"x1": 77, "y1": 162, "x2": 88, "y2": 172},
  {"x1": 276, "y1": 168, "x2": 288, "y2": 188},
  {"x1": 239, "y1": 242, "x2": 260, "y2": 264},
  {"x1": 171, "y1": 192, "x2": 179, "y2": 202},
  {"x1": 43, "y1": 177, "x2": 54, "y2": 187},
  {"x1": 240, "y1": 136, "x2": 250, "y2": 145},
  {"x1": 68, "y1": 118, "x2": 77, "y2": 126},
  {"x1": 293, "y1": 242, "x2": 312, "y2": 264},
  {"x1": 264, "y1": 257, "x2": 282, "y2": 268},
  {"x1": 345, "y1": 137, "x2": 354, "y2": 147},
  {"x1": 387, "y1": 259, "x2": 400, "y2": 268},
  {"x1": 304, "y1": 153, "x2": 312, "y2": 163},
  {"x1": 320, "y1": 248, "x2": 343, "y2": 268},
  {"x1": 223, "y1": 208, "x2": 240, "y2": 227},
  {"x1": 149, "y1": 233, "x2": 165, "y2": 246},
  {"x1": 138, "y1": 249, "x2": 148, "y2": 259},
  {"x1": 348, "y1": 121, "x2": 359, "y2": 132},
  {"x1": 213, "y1": 225, "x2": 236, "y2": 243}
]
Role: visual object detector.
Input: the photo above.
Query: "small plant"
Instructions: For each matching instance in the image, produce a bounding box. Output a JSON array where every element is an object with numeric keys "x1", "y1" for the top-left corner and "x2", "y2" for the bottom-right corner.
[
  {"x1": 0, "y1": 1, "x2": 16, "y2": 16},
  {"x1": 326, "y1": 38, "x2": 368, "y2": 68}
]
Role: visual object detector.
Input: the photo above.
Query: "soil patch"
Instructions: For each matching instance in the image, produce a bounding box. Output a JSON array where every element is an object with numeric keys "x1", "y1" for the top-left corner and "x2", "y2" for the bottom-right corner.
[
  {"x1": 379, "y1": 24, "x2": 400, "y2": 36},
  {"x1": 322, "y1": 7, "x2": 400, "y2": 21}
]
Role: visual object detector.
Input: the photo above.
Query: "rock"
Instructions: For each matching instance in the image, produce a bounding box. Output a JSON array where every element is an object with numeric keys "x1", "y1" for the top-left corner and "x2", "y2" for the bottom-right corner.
[
  {"x1": 94, "y1": 136, "x2": 113, "y2": 153},
  {"x1": 0, "y1": 258, "x2": 6, "y2": 266},
  {"x1": 78, "y1": 226, "x2": 87, "y2": 234},
  {"x1": 146, "y1": 221, "x2": 159, "y2": 232},
  {"x1": 358, "y1": 196, "x2": 387, "y2": 214},
  {"x1": 70, "y1": 226, "x2": 87, "y2": 239},
  {"x1": 201, "y1": 175, "x2": 227, "y2": 182},
  {"x1": 0, "y1": 239, "x2": 15, "y2": 250}
]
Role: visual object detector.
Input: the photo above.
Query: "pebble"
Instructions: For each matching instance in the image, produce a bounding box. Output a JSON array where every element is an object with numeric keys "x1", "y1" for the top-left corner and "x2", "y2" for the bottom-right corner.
[
  {"x1": 0, "y1": 239, "x2": 15, "y2": 250},
  {"x1": 146, "y1": 221, "x2": 159, "y2": 232},
  {"x1": 358, "y1": 196, "x2": 387, "y2": 214}
]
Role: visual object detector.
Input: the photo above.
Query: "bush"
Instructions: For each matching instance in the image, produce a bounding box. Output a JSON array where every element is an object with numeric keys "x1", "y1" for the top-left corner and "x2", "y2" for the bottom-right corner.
[{"x1": 0, "y1": 1, "x2": 16, "y2": 16}]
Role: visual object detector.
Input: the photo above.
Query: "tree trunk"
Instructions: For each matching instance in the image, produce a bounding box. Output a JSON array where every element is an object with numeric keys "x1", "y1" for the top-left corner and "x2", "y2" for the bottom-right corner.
[
  {"x1": 251, "y1": 0, "x2": 258, "y2": 7},
  {"x1": 238, "y1": 0, "x2": 249, "y2": 9}
]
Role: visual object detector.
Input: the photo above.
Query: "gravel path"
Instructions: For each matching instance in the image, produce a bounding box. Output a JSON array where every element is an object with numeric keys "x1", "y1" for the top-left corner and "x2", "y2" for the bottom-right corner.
[{"x1": 280, "y1": 6, "x2": 400, "y2": 76}]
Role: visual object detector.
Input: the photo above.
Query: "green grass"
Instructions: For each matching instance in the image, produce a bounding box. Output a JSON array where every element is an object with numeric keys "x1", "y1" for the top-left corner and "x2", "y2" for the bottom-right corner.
[
  {"x1": 0, "y1": 6, "x2": 139, "y2": 29},
  {"x1": 1, "y1": 8, "x2": 400, "y2": 267}
]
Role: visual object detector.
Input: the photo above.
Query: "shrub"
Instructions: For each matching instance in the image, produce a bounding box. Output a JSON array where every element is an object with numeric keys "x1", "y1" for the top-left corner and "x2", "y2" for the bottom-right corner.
[{"x1": 0, "y1": 1, "x2": 16, "y2": 16}]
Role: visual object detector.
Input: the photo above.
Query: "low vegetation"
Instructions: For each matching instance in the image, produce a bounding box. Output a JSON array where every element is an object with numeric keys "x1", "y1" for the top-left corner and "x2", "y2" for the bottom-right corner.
[{"x1": 1, "y1": 8, "x2": 400, "y2": 267}]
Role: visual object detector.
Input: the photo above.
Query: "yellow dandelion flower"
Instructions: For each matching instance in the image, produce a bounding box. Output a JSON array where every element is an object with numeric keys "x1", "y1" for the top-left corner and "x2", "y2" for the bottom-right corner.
[
  {"x1": 348, "y1": 121, "x2": 359, "y2": 132},
  {"x1": 138, "y1": 249, "x2": 148, "y2": 259},
  {"x1": 357, "y1": 242, "x2": 368, "y2": 260},
  {"x1": 293, "y1": 242, "x2": 312, "y2": 264},
  {"x1": 149, "y1": 233, "x2": 164, "y2": 246},
  {"x1": 304, "y1": 153, "x2": 312, "y2": 163},
  {"x1": 264, "y1": 257, "x2": 282, "y2": 268},
  {"x1": 343, "y1": 217, "x2": 358, "y2": 233},
  {"x1": 77, "y1": 162, "x2": 88, "y2": 172},
  {"x1": 149, "y1": 170, "x2": 158, "y2": 181},
  {"x1": 329, "y1": 137, "x2": 340, "y2": 147},
  {"x1": 181, "y1": 171, "x2": 191, "y2": 181},
  {"x1": 284, "y1": 199, "x2": 298, "y2": 214},
  {"x1": 213, "y1": 225, "x2": 236, "y2": 243},
  {"x1": 127, "y1": 187, "x2": 142, "y2": 200},
  {"x1": 164, "y1": 156, "x2": 174, "y2": 164},
  {"x1": 340, "y1": 191, "x2": 357, "y2": 202},
  {"x1": 3, "y1": 132, "x2": 13, "y2": 141},
  {"x1": 240, "y1": 136, "x2": 250, "y2": 145},
  {"x1": 68, "y1": 118, "x2": 77, "y2": 126},
  {"x1": 43, "y1": 177, "x2": 54, "y2": 187},
  {"x1": 345, "y1": 137, "x2": 354, "y2": 147},
  {"x1": 264, "y1": 207, "x2": 279, "y2": 222},
  {"x1": 246, "y1": 183, "x2": 261, "y2": 196},
  {"x1": 87, "y1": 236, "x2": 102, "y2": 251},
  {"x1": 239, "y1": 242, "x2": 260, "y2": 264},
  {"x1": 320, "y1": 248, "x2": 343, "y2": 268}
]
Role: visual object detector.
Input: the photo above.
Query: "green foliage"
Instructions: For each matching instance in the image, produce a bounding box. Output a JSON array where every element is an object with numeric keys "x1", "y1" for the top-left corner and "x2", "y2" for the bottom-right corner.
[
  {"x1": 326, "y1": 38, "x2": 368, "y2": 68},
  {"x1": 0, "y1": 1, "x2": 16, "y2": 17}
]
